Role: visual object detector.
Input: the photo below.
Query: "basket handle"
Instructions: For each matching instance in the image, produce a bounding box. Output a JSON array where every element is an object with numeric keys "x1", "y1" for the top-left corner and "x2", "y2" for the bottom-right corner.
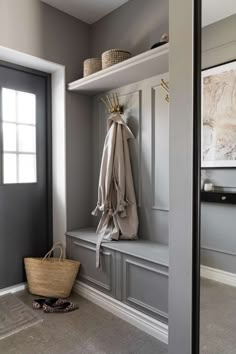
[{"x1": 43, "y1": 242, "x2": 64, "y2": 262}]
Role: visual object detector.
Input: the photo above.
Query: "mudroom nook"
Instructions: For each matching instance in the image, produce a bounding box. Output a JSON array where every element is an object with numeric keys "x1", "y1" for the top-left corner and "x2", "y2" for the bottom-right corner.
[{"x1": 66, "y1": 43, "x2": 170, "y2": 341}]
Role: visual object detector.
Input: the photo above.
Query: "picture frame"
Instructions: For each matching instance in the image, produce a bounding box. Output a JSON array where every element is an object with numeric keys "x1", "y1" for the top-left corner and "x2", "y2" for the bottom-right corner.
[{"x1": 201, "y1": 60, "x2": 236, "y2": 168}]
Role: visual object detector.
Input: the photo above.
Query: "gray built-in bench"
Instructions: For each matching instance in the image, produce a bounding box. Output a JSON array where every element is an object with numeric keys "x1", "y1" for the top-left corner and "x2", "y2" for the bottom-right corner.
[
  {"x1": 66, "y1": 47, "x2": 170, "y2": 330},
  {"x1": 66, "y1": 228, "x2": 169, "y2": 324}
]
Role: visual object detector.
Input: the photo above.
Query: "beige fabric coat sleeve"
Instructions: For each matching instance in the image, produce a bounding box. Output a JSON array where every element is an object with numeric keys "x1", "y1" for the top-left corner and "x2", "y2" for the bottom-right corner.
[{"x1": 92, "y1": 113, "x2": 138, "y2": 268}]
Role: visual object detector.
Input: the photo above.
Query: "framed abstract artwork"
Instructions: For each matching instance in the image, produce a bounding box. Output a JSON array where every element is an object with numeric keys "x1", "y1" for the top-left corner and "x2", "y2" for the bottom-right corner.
[{"x1": 202, "y1": 60, "x2": 236, "y2": 168}]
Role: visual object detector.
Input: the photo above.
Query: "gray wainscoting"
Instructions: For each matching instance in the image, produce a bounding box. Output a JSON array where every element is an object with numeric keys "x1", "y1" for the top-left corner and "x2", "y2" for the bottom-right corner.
[
  {"x1": 91, "y1": 74, "x2": 170, "y2": 245},
  {"x1": 69, "y1": 238, "x2": 116, "y2": 297},
  {"x1": 66, "y1": 230, "x2": 169, "y2": 323},
  {"x1": 122, "y1": 255, "x2": 168, "y2": 322}
]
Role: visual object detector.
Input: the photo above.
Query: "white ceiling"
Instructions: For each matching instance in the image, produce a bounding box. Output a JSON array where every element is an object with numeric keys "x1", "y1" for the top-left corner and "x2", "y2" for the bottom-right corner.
[
  {"x1": 41, "y1": 0, "x2": 129, "y2": 24},
  {"x1": 41, "y1": 0, "x2": 236, "y2": 27},
  {"x1": 202, "y1": 0, "x2": 236, "y2": 26}
]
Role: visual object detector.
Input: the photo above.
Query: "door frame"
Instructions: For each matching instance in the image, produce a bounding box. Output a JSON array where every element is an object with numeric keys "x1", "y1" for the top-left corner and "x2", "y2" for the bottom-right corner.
[
  {"x1": 168, "y1": 0, "x2": 202, "y2": 353},
  {"x1": 0, "y1": 60, "x2": 53, "y2": 249}
]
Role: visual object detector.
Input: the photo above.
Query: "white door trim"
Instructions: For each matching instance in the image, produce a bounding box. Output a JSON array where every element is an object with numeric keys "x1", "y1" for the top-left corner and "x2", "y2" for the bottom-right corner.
[{"x1": 0, "y1": 45, "x2": 67, "y2": 245}]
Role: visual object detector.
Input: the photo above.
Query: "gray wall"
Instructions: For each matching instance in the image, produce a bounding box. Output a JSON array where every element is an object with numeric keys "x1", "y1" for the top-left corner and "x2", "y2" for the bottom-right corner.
[
  {"x1": 201, "y1": 14, "x2": 236, "y2": 273},
  {"x1": 91, "y1": 0, "x2": 169, "y2": 57},
  {"x1": 91, "y1": 74, "x2": 169, "y2": 244},
  {"x1": 0, "y1": 0, "x2": 93, "y2": 232}
]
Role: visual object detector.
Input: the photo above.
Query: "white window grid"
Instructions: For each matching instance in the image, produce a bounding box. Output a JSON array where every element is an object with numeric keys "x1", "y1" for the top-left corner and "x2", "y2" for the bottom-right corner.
[{"x1": 1, "y1": 88, "x2": 37, "y2": 184}]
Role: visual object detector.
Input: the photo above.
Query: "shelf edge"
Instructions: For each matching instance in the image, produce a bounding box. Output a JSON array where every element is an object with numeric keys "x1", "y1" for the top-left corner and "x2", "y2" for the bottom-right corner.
[{"x1": 68, "y1": 44, "x2": 169, "y2": 92}]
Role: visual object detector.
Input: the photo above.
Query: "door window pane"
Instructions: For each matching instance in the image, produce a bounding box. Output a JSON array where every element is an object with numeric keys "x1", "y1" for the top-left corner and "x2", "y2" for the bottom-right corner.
[
  {"x1": 18, "y1": 154, "x2": 36, "y2": 183},
  {"x1": 2, "y1": 88, "x2": 17, "y2": 122},
  {"x1": 18, "y1": 125, "x2": 36, "y2": 153},
  {"x1": 2, "y1": 123, "x2": 17, "y2": 152},
  {"x1": 3, "y1": 153, "x2": 17, "y2": 184},
  {"x1": 17, "y1": 92, "x2": 36, "y2": 124},
  {"x1": 1, "y1": 88, "x2": 37, "y2": 184}
]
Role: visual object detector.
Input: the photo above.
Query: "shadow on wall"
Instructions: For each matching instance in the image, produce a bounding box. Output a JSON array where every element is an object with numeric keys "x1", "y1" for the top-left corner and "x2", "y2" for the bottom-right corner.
[
  {"x1": 91, "y1": 0, "x2": 169, "y2": 57},
  {"x1": 0, "y1": 0, "x2": 90, "y2": 81},
  {"x1": 40, "y1": 2, "x2": 90, "y2": 82}
]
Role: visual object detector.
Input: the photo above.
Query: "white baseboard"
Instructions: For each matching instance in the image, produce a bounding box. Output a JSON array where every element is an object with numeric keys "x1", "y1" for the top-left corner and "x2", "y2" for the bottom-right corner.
[
  {"x1": 74, "y1": 281, "x2": 168, "y2": 344},
  {"x1": 0, "y1": 282, "x2": 27, "y2": 296},
  {"x1": 201, "y1": 265, "x2": 236, "y2": 287}
]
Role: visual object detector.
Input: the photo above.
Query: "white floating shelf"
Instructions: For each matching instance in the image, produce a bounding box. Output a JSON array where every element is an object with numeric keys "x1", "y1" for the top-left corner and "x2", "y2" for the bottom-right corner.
[{"x1": 68, "y1": 44, "x2": 169, "y2": 95}]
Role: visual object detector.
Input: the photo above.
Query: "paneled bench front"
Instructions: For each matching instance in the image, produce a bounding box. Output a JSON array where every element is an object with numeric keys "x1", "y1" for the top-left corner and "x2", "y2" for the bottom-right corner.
[{"x1": 66, "y1": 228, "x2": 169, "y2": 324}]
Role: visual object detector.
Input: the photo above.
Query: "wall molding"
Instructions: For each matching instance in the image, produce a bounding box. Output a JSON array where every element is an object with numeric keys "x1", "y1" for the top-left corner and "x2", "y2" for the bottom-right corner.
[
  {"x1": 0, "y1": 283, "x2": 27, "y2": 296},
  {"x1": 123, "y1": 259, "x2": 168, "y2": 322},
  {"x1": 73, "y1": 240, "x2": 113, "y2": 291},
  {"x1": 74, "y1": 280, "x2": 168, "y2": 344},
  {"x1": 125, "y1": 259, "x2": 169, "y2": 277},
  {"x1": 73, "y1": 240, "x2": 112, "y2": 256},
  {"x1": 127, "y1": 296, "x2": 168, "y2": 320},
  {"x1": 120, "y1": 89, "x2": 142, "y2": 207},
  {"x1": 201, "y1": 245, "x2": 236, "y2": 257},
  {"x1": 151, "y1": 77, "x2": 170, "y2": 211},
  {"x1": 152, "y1": 206, "x2": 169, "y2": 211},
  {"x1": 201, "y1": 265, "x2": 236, "y2": 288},
  {"x1": 79, "y1": 274, "x2": 111, "y2": 291}
]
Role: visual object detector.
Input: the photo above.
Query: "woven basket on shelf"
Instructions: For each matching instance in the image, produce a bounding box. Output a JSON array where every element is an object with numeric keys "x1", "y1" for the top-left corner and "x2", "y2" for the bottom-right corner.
[
  {"x1": 83, "y1": 58, "x2": 102, "y2": 77},
  {"x1": 24, "y1": 243, "x2": 80, "y2": 298},
  {"x1": 102, "y1": 49, "x2": 131, "y2": 69}
]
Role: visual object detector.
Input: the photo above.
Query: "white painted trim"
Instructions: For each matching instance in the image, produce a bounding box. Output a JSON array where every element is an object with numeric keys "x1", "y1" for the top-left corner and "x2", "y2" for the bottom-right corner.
[
  {"x1": 68, "y1": 44, "x2": 169, "y2": 94},
  {"x1": 201, "y1": 265, "x2": 236, "y2": 287},
  {"x1": 0, "y1": 46, "x2": 67, "y2": 246},
  {"x1": 0, "y1": 283, "x2": 27, "y2": 296},
  {"x1": 51, "y1": 67, "x2": 67, "y2": 246},
  {"x1": 74, "y1": 281, "x2": 168, "y2": 344}
]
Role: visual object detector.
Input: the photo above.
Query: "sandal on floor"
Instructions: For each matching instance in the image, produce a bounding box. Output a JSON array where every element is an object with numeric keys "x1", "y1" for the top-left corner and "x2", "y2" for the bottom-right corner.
[
  {"x1": 43, "y1": 301, "x2": 78, "y2": 313},
  {"x1": 32, "y1": 298, "x2": 66, "y2": 310}
]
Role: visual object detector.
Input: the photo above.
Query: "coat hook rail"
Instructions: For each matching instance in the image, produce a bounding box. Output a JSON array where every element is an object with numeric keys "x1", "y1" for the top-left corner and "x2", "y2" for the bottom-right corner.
[
  {"x1": 160, "y1": 79, "x2": 170, "y2": 103},
  {"x1": 101, "y1": 93, "x2": 124, "y2": 114}
]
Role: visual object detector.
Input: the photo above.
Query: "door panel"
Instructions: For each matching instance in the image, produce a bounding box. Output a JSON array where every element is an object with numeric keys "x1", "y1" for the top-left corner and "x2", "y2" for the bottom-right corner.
[
  {"x1": 122, "y1": 254, "x2": 169, "y2": 323},
  {"x1": 69, "y1": 237, "x2": 116, "y2": 297},
  {"x1": 0, "y1": 65, "x2": 51, "y2": 288}
]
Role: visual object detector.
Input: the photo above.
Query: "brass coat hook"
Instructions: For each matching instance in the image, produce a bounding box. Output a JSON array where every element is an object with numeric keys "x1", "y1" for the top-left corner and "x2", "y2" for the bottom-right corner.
[
  {"x1": 160, "y1": 79, "x2": 170, "y2": 103},
  {"x1": 101, "y1": 93, "x2": 123, "y2": 114}
]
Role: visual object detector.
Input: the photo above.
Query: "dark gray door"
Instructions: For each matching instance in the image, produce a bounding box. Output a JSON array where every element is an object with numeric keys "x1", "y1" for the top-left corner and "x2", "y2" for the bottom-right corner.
[{"x1": 0, "y1": 64, "x2": 51, "y2": 288}]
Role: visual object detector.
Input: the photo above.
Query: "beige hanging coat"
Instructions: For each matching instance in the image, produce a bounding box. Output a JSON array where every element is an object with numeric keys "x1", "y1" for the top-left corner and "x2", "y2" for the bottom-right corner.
[{"x1": 92, "y1": 113, "x2": 138, "y2": 267}]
